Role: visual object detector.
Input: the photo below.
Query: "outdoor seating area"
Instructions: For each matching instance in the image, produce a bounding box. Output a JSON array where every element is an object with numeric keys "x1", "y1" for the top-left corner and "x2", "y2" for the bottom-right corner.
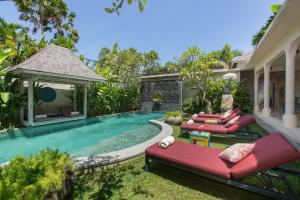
[{"x1": 1, "y1": 0, "x2": 300, "y2": 200}]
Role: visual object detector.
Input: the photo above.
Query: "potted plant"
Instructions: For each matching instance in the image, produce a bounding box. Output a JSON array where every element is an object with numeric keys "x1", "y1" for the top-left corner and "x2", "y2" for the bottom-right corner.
[{"x1": 152, "y1": 91, "x2": 162, "y2": 111}]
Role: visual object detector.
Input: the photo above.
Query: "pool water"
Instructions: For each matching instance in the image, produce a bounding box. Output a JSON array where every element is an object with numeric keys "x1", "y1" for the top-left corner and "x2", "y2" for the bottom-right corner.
[{"x1": 0, "y1": 112, "x2": 164, "y2": 163}]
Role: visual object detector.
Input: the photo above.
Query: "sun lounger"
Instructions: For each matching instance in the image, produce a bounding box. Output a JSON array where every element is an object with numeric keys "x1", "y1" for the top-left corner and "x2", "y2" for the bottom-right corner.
[
  {"x1": 180, "y1": 115, "x2": 256, "y2": 136},
  {"x1": 145, "y1": 133, "x2": 300, "y2": 200},
  {"x1": 194, "y1": 109, "x2": 242, "y2": 124},
  {"x1": 197, "y1": 108, "x2": 240, "y2": 118}
]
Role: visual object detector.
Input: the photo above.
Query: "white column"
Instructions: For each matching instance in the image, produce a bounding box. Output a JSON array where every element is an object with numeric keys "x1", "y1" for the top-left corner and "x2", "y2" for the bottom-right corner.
[
  {"x1": 19, "y1": 79, "x2": 24, "y2": 124},
  {"x1": 28, "y1": 79, "x2": 34, "y2": 126},
  {"x1": 283, "y1": 46, "x2": 297, "y2": 127},
  {"x1": 83, "y1": 85, "x2": 87, "y2": 118},
  {"x1": 254, "y1": 71, "x2": 260, "y2": 112},
  {"x1": 263, "y1": 64, "x2": 271, "y2": 117},
  {"x1": 73, "y1": 85, "x2": 77, "y2": 111}
]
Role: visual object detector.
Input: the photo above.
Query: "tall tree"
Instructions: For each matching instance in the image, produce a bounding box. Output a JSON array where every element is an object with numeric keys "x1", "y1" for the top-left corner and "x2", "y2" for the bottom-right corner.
[
  {"x1": 14, "y1": 0, "x2": 79, "y2": 43},
  {"x1": 210, "y1": 44, "x2": 242, "y2": 66}
]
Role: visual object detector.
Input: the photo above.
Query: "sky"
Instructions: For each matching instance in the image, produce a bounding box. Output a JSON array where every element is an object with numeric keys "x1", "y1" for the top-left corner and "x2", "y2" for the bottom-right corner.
[{"x1": 0, "y1": 0, "x2": 283, "y2": 64}]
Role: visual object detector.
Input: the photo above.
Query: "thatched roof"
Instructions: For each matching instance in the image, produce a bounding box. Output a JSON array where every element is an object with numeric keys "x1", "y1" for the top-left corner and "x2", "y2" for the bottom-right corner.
[{"x1": 7, "y1": 43, "x2": 105, "y2": 82}]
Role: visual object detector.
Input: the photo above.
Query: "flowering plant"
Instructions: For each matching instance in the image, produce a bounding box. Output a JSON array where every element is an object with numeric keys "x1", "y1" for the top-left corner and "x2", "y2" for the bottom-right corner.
[{"x1": 152, "y1": 91, "x2": 162, "y2": 105}]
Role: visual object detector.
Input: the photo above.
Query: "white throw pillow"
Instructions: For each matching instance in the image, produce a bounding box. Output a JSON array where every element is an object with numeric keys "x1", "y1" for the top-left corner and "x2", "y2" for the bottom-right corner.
[{"x1": 219, "y1": 143, "x2": 256, "y2": 163}]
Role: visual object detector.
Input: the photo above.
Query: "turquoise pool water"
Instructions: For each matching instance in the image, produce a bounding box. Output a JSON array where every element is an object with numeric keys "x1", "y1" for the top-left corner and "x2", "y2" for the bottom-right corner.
[{"x1": 0, "y1": 112, "x2": 164, "y2": 163}]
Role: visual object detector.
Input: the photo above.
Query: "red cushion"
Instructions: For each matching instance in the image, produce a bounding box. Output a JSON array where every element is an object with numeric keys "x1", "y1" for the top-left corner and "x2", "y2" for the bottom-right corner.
[
  {"x1": 194, "y1": 117, "x2": 221, "y2": 123},
  {"x1": 197, "y1": 113, "x2": 222, "y2": 118},
  {"x1": 231, "y1": 133, "x2": 300, "y2": 178},
  {"x1": 219, "y1": 110, "x2": 242, "y2": 124},
  {"x1": 180, "y1": 123, "x2": 203, "y2": 131},
  {"x1": 198, "y1": 124, "x2": 228, "y2": 134},
  {"x1": 226, "y1": 115, "x2": 256, "y2": 133},
  {"x1": 145, "y1": 142, "x2": 234, "y2": 178}
]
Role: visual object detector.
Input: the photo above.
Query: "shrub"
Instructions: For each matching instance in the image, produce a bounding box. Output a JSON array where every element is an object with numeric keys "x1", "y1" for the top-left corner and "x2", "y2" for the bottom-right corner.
[
  {"x1": 182, "y1": 98, "x2": 200, "y2": 114},
  {"x1": 0, "y1": 149, "x2": 73, "y2": 200},
  {"x1": 165, "y1": 110, "x2": 182, "y2": 117},
  {"x1": 183, "y1": 79, "x2": 253, "y2": 114}
]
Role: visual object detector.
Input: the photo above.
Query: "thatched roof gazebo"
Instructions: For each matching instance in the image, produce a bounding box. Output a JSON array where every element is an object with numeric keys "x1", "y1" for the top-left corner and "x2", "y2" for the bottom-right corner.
[{"x1": 7, "y1": 43, "x2": 105, "y2": 127}]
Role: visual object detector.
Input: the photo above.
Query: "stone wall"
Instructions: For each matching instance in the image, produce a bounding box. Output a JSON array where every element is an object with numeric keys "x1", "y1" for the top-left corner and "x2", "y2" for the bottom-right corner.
[{"x1": 140, "y1": 79, "x2": 182, "y2": 111}]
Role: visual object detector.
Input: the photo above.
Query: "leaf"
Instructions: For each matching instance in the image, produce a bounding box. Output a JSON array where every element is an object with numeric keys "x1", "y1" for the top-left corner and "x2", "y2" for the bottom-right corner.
[
  {"x1": 127, "y1": 0, "x2": 133, "y2": 5},
  {"x1": 0, "y1": 92, "x2": 10, "y2": 103},
  {"x1": 138, "y1": 0, "x2": 144, "y2": 12},
  {"x1": 270, "y1": 4, "x2": 281, "y2": 13}
]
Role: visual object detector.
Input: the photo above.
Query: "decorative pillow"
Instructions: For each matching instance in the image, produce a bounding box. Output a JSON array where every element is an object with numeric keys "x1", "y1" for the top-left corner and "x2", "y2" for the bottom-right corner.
[
  {"x1": 220, "y1": 110, "x2": 233, "y2": 119},
  {"x1": 187, "y1": 119, "x2": 194, "y2": 125},
  {"x1": 192, "y1": 114, "x2": 198, "y2": 120},
  {"x1": 219, "y1": 143, "x2": 256, "y2": 163},
  {"x1": 225, "y1": 116, "x2": 240, "y2": 128}
]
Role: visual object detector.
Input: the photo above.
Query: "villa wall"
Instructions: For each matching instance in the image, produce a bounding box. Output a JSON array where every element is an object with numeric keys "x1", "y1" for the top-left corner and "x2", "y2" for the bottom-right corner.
[{"x1": 240, "y1": 70, "x2": 254, "y2": 103}]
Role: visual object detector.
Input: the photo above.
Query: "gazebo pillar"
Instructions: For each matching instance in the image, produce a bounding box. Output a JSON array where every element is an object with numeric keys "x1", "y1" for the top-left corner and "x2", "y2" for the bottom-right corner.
[
  {"x1": 73, "y1": 85, "x2": 77, "y2": 111},
  {"x1": 83, "y1": 85, "x2": 87, "y2": 118},
  {"x1": 28, "y1": 79, "x2": 34, "y2": 126},
  {"x1": 19, "y1": 79, "x2": 24, "y2": 124}
]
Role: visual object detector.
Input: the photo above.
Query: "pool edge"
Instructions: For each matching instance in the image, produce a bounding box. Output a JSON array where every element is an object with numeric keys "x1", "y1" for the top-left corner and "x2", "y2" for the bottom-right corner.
[{"x1": 74, "y1": 120, "x2": 173, "y2": 169}]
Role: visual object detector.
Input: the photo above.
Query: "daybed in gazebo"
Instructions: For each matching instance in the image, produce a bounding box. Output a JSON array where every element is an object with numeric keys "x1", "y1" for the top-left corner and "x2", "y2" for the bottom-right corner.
[{"x1": 6, "y1": 43, "x2": 105, "y2": 127}]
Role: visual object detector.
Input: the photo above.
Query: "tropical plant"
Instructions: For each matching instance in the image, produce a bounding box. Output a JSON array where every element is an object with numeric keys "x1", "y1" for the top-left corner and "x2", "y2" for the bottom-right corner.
[
  {"x1": 0, "y1": 73, "x2": 25, "y2": 129},
  {"x1": 210, "y1": 44, "x2": 243, "y2": 66},
  {"x1": 165, "y1": 110, "x2": 182, "y2": 117},
  {"x1": 182, "y1": 97, "x2": 199, "y2": 113},
  {"x1": 106, "y1": 0, "x2": 147, "y2": 14},
  {"x1": 252, "y1": 4, "x2": 281, "y2": 46},
  {"x1": 0, "y1": 149, "x2": 73, "y2": 200}
]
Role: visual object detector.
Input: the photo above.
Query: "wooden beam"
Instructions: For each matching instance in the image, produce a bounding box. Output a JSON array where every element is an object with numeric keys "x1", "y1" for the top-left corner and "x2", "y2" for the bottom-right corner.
[{"x1": 28, "y1": 79, "x2": 34, "y2": 126}]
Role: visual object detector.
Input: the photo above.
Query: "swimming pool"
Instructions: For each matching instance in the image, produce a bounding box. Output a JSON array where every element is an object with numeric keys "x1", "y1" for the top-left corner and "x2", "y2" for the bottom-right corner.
[{"x1": 0, "y1": 112, "x2": 164, "y2": 163}]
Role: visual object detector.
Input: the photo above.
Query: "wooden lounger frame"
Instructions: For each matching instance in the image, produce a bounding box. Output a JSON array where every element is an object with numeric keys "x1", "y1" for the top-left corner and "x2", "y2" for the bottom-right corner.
[{"x1": 145, "y1": 154, "x2": 300, "y2": 200}]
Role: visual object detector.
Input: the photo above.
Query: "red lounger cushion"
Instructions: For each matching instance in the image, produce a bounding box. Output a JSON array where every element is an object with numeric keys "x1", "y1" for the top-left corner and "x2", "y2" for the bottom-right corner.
[
  {"x1": 198, "y1": 113, "x2": 222, "y2": 118},
  {"x1": 145, "y1": 142, "x2": 234, "y2": 178},
  {"x1": 180, "y1": 123, "x2": 203, "y2": 131},
  {"x1": 194, "y1": 109, "x2": 241, "y2": 124},
  {"x1": 230, "y1": 133, "x2": 300, "y2": 178},
  {"x1": 198, "y1": 124, "x2": 228, "y2": 134}
]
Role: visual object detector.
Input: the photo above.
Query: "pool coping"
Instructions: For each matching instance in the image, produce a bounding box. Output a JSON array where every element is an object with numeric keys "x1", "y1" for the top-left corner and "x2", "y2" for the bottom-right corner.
[{"x1": 74, "y1": 120, "x2": 173, "y2": 169}]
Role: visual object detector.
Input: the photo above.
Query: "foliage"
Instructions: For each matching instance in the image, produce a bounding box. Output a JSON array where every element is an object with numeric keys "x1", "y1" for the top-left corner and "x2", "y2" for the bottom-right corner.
[
  {"x1": 152, "y1": 91, "x2": 162, "y2": 105},
  {"x1": 184, "y1": 79, "x2": 253, "y2": 114},
  {"x1": 210, "y1": 44, "x2": 243, "y2": 65},
  {"x1": 0, "y1": 149, "x2": 73, "y2": 200},
  {"x1": 0, "y1": 74, "x2": 25, "y2": 129},
  {"x1": 106, "y1": 0, "x2": 147, "y2": 15},
  {"x1": 88, "y1": 82, "x2": 139, "y2": 116},
  {"x1": 182, "y1": 98, "x2": 199, "y2": 113},
  {"x1": 88, "y1": 44, "x2": 161, "y2": 116},
  {"x1": 14, "y1": 0, "x2": 79, "y2": 44},
  {"x1": 252, "y1": 4, "x2": 281, "y2": 46},
  {"x1": 165, "y1": 110, "x2": 182, "y2": 117}
]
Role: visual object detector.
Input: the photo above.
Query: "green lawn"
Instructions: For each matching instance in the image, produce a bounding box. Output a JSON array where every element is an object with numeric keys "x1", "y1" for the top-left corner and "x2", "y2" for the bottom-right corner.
[{"x1": 72, "y1": 123, "x2": 299, "y2": 200}]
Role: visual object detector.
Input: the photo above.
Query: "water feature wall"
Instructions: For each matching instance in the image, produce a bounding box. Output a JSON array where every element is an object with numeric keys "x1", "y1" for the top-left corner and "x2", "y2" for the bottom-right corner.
[{"x1": 140, "y1": 74, "x2": 182, "y2": 111}]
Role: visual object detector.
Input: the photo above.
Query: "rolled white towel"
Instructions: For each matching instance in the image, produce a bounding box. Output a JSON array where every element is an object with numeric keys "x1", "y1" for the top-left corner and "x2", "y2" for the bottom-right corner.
[
  {"x1": 35, "y1": 114, "x2": 47, "y2": 119},
  {"x1": 158, "y1": 136, "x2": 175, "y2": 149},
  {"x1": 187, "y1": 119, "x2": 194, "y2": 125},
  {"x1": 199, "y1": 111, "x2": 204, "y2": 114},
  {"x1": 71, "y1": 111, "x2": 80, "y2": 115},
  {"x1": 192, "y1": 114, "x2": 198, "y2": 119}
]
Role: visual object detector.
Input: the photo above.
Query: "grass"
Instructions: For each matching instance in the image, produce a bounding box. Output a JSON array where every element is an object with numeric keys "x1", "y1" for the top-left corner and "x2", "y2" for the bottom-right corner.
[{"x1": 72, "y1": 122, "x2": 299, "y2": 200}]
